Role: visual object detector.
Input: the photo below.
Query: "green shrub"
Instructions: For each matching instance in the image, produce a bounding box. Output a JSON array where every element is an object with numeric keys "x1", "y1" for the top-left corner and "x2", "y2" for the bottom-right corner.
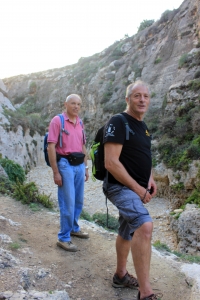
[
  {"x1": 137, "y1": 19, "x2": 154, "y2": 32},
  {"x1": 159, "y1": 117, "x2": 176, "y2": 136},
  {"x1": 161, "y1": 94, "x2": 168, "y2": 111},
  {"x1": 153, "y1": 240, "x2": 171, "y2": 252},
  {"x1": 188, "y1": 79, "x2": 200, "y2": 91},
  {"x1": 3, "y1": 98, "x2": 47, "y2": 136},
  {"x1": 185, "y1": 189, "x2": 200, "y2": 207},
  {"x1": 80, "y1": 209, "x2": 92, "y2": 221},
  {"x1": 144, "y1": 107, "x2": 161, "y2": 133},
  {"x1": 14, "y1": 95, "x2": 25, "y2": 104},
  {"x1": 92, "y1": 212, "x2": 118, "y2": 231},
  {"x1": 172, "y1": 252, "x2": 200, "y2": 264},
  {"x1": 171, "y1": 182, "x2": 184, "y2": 191},
  {"x1": 160, "y1": 10, "x2": 173, "y2": 23},
  {"x1": 29, "y1": 81, "x2": 37, "y2": 93},
  {"x1": 186, "y1": 144, "x2": 200, "y2": 160},
  {"x1": 141, "y1": 84, "x2": 200, "y2": 172},
  {"x1": 176, "y1": 101, "x2": 195, "y2": 117},
  {"x1": 0, "y1": 158, "x2": 25, "y2": 183},
  {"x1": 9, "y1": 242, "x2": 21, "y2": 250},
  {"x1": 194, "y1": 70, "x2": 200, "y2": 79},
  {"x1": 29, "y1": 203, "x2": 41, "y2": 211},
  {"x1": 178, "y1": 53, "x2": 189, "y2": 68},
  {"x1": 154, "y1": 58, "x2": 161, "y2": 64},
  {"x1": 157, "y1": 139, "x2": 191, "y2": 171},
  {"x1": 153, "y1": 241, "x2": 200, "y2": 263},
  {"x1": 13, "y1": 181, "x2": 53, "y2": 208},
  {"x1": 0, "y1": 176, "x2": 14, "y2": 194},
  {"x1": 111, "y1": 43, "x2": 124, "y2": 59}
]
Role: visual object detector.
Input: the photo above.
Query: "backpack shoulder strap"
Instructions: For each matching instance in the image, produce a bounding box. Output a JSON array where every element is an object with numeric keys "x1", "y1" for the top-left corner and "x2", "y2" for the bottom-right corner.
[
  {"x1": 115, "y1": 113, "x2": 135, "y2": 140},
  {"x1": 58, "y1": 114, "x2": 69, "y2": 147},
  {"x1": 79, "y1": 118, "x2": 85, "y2": 143},
  {"x1": 79, "y1": 119, "x2": 83, "y2": 128}
]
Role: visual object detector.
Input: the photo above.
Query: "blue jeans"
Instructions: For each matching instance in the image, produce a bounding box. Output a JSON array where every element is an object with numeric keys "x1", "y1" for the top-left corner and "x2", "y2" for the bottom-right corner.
[{"x1": 57, "y1": 157, "x2": 85, "y2": 242}]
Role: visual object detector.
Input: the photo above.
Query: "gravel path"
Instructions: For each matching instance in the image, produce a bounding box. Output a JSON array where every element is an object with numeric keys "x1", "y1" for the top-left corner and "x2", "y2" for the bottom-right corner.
[{"x1": 26, "y1": 160, "x2": 178, "y2": 250}]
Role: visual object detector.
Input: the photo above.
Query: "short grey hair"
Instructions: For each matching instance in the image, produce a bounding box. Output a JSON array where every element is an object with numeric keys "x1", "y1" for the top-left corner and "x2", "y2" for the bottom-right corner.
[
  {"x1": 65, "y1": 94, "x2": 82, "y2": 102},
  {"x1": 126, "y1": 80, "x2": 150, "y2": 98}
]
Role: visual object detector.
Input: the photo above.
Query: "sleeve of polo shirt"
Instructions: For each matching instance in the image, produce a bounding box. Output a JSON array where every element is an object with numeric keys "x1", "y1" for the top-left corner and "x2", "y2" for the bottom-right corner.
[
  {"x1": 103, "y1": 115, "x2": 126, "y2": 145},
  {"x1": 47, "y1": 116, "x2": 61, "y2": 144}
]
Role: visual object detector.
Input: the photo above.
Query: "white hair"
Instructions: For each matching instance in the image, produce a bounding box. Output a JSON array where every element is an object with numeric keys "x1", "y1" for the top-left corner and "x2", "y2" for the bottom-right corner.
[
  {"x1": 65, "y1": 94, "x2": 82, "y2": 102},
  {"x1": 126, "y1": 80, "x2": 150, "y2": 98}
]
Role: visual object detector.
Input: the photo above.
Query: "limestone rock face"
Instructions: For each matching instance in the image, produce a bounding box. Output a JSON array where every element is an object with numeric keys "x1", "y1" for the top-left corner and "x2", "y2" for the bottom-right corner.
[
  {"x1": 0, "y1": 80, "x2": 43, "y2": 170},
  {"x1": 3, "y1": 0, "x2": 200, "y2": 144},
  {"x1": 170, "y1": 204, "x2": 200, "y2": 254}
]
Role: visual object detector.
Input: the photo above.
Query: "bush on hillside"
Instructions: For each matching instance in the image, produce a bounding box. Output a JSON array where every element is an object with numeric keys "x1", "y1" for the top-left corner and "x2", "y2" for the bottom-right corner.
[
  {"x1": 0, "y1": 158, "x2": 25, "y2": 183},
  {"x1": 137, "y1": 19, "x2": 154, "y2": 33},
  {"x1": 92, "y1": 212, "x2": 119, "y2": 231},
  {"x1": 13, "y1": 181, "x2": 53, "y2": 208},
  {"x1": 0, "y1": 176, "x2": 14, "y2": 194}
]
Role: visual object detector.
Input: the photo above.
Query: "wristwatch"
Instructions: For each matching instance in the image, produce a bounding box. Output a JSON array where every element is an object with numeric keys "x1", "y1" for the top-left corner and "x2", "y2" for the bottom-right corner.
[{"x1": 85, "y1": 166, "x2": 89, "y2": 169}]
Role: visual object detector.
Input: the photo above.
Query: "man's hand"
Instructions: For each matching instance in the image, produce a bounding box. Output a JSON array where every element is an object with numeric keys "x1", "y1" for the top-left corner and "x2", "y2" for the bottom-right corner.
[
  {"x1": 85, "y1": 169, "x2": 89, "y2": 182},
  {"x1": 148, "y1": 176, "x2": 157, "y2": 197},
  {"x1": 53, "y1": 171, "x2": 62, "y2": 186},
  {"x1": 140, "y1": 187, "x2": 152, "y2": 204}
]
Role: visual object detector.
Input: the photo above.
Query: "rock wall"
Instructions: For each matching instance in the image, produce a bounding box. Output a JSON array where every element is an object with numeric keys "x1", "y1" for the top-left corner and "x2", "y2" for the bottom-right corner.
[
  {"x1": 3, "y1": 0, "x2": 200, "y2": 145},
  {"x1": 0, "y1": 80, "x2": 43, "y2": 170},
  {"x1": 170, "y1": 204, "x2": 200, "y2": 254},
  {"x1": 0, "y1": 0, "x2": 200, "y2": 253}
]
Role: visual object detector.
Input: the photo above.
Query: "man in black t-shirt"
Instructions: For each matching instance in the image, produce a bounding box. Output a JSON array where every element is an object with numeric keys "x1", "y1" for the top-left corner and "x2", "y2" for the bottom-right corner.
[{"x1": 103, "y1": 81, "x2": 162, "y2": 300}]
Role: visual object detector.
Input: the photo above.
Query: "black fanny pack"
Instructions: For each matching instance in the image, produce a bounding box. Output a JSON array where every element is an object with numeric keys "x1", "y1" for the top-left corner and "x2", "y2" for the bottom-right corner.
[{"x1": 59, "y1": 152, "x2": 85, "y2": 166}]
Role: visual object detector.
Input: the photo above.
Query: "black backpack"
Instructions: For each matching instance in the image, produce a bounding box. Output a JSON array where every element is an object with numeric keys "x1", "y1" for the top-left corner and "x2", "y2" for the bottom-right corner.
[{"x1": 90, "y1": 113, "x2": 135, "y2": 181}]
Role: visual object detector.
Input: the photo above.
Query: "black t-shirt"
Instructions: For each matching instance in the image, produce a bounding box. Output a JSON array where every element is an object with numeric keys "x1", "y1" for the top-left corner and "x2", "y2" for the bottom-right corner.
[{"x1": 103, "y1": 112, "x2": 152, "y2": 188}]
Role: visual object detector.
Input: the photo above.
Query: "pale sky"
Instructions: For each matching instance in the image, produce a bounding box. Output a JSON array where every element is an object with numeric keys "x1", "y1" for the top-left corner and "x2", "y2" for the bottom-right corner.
[{"x1": 1, "y1": 0, "x2": 184, "y2": 79}]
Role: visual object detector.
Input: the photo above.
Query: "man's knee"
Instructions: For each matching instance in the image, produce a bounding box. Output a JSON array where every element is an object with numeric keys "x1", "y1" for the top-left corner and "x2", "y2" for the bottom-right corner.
[{"x1": 135, "y1": 222, "x2": 153, "y2": 240}]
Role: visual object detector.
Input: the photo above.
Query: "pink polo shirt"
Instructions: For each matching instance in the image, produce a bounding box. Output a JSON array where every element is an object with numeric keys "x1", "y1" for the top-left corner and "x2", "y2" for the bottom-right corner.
[{"x1": 47, "y1": 113, "x2": 86, "y2": 155}]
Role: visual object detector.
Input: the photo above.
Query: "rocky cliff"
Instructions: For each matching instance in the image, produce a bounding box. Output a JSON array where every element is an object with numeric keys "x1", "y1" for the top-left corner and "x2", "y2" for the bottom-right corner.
[
  {"x1": 0, "y1": 80, "x2": 43, "y2": 169},
  {"x1": 1, "y1": 0, "x2": 200, "y2": 181},
  {"x1": 0, "y1": 0, "x2": 200, "y2": 253}
]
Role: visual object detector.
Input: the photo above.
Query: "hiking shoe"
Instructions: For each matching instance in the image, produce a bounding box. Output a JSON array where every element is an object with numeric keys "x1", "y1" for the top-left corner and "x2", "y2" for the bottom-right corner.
[
  {"x1": 137, "y1": 291, "x2": 163, "y2": 300},
  {"x1": 112, "y1": 272, "x2": 139, "y2": 289},
  {"x1": 71, "y1": 230, "x2": 89, "y2": 239},
  {"x1": 56, "y1": 240, "x2": 78, "y2": 252}
]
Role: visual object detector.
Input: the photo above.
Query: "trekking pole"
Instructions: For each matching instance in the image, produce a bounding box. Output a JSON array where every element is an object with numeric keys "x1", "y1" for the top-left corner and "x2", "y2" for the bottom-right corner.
[{"x1": 105, "y1": 170, "x2": 109, "y2": 228}]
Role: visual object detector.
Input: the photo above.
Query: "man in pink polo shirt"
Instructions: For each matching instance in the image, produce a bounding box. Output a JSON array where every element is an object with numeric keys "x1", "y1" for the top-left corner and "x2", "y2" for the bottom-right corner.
[{"x1": 48, "y1": 94, "x2": 89, "y2": 252}]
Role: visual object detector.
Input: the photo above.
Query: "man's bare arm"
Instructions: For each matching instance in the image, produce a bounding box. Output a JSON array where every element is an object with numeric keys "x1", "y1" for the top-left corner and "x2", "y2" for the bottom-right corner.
[
  {"x1": 82, "y1": 145, "x2": 89, "y2": 181},
  {"x1": 48, "y1": 142, "x2": 62, "y2": 186},
  {"x1": 148, "y1": 172, "x2": 157, "y2": 197}
]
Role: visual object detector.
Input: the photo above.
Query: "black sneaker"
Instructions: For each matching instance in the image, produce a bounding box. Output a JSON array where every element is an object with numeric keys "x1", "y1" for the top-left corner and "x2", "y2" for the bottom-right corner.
[
  {"x1": 112, "y1": 272, "x2": 139, "y2": 289},
  {"x1": 137, "y1": 291, "x2": 163, "y2": 300}
]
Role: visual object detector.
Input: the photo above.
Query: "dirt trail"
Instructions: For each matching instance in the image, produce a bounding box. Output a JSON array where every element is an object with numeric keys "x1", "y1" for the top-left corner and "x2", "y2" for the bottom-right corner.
[{"x1": 0, "y1": 195, "x2": 191, "y2": 300}]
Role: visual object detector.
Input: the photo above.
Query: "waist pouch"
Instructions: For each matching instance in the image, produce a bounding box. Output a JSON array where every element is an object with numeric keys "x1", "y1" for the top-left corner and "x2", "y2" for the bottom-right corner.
[{"x1": 59, "y1": 152, "x2": 85, "y2": 166}]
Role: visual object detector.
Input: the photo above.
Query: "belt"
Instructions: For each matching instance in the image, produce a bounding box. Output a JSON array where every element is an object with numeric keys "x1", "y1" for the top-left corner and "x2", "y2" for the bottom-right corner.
[{"x1": 58, "y1": 154, "x2": 69, "y2": 159}]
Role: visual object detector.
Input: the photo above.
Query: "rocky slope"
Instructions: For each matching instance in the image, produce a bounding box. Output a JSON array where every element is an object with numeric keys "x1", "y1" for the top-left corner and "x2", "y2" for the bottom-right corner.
[
  {"x1": 0, "y1": 0, "x2": 200, "y2": 254},
  {"x1": 1, "y1": 0, "x2": 200, "y2": 159}
]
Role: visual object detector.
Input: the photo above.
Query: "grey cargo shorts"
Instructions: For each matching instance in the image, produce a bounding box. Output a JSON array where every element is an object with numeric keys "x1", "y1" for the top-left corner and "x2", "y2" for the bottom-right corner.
[{"x1": 103, "y1": 183, "x2": 152, "y2": 241}]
